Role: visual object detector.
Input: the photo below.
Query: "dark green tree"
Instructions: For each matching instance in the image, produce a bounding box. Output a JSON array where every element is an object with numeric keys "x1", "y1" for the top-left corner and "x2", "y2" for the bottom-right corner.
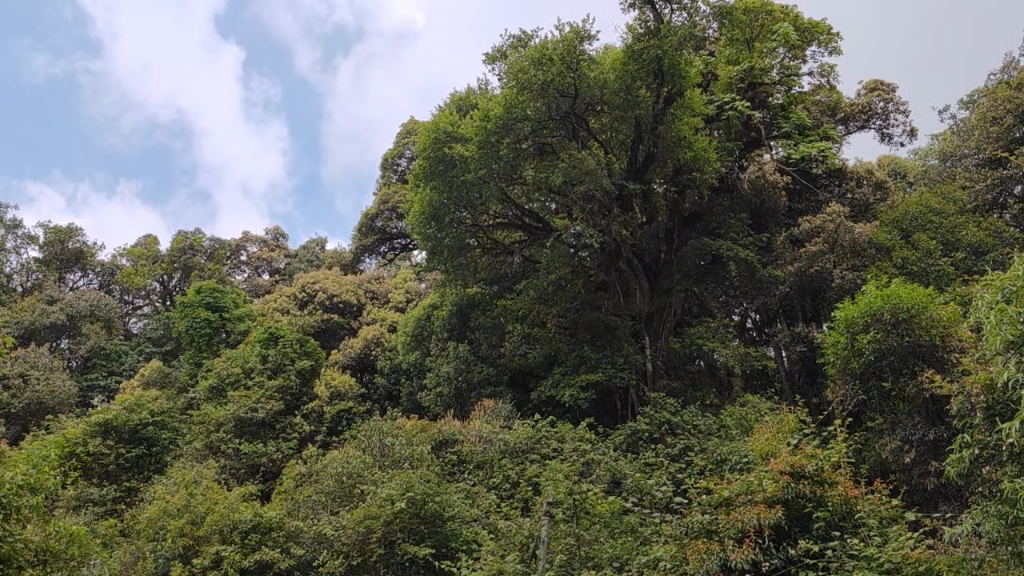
[
  {"x1": 0, "y1": 346, "x2": 77, "y2": 444},
  {"x1": 109, "y1": 462, "x2": 293, "y2": 576},
  {"x1": 822, "y1": 279, "x2": 965, "y2": 509},
  {"x1": 228, "y1": 226, "x2": 291, "y2": 300},
  {"x1": 946, "y1": 256, "x2": 1024, "y2": 572},
  {"x1": 33, "y1": 222, "x2": 104, "y2": 293},
  {"x1": 60, "y1": 363, "x2": 187, "y2": 518},
  {"x1": 351, "y1": 118, "x2": 423, "y2": 267},
  {"x1": 919, "y1": 43, "x2": 1024, "y2": 229},
  {"x1": 0, "y1": 203, "x2": 36, "y2": 297},
  {"x1": 111, "y1": 229, "x2": 231, "y2": 322},
  {"x1": 873, "y1": 186, "x2": 1021, "y2": 290},
  {"x1": 403, "y1": 0, "x2": 915, "y2": 417}
]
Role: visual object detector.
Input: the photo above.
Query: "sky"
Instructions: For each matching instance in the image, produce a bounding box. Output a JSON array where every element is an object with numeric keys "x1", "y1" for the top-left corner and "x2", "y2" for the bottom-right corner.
[{"x1": 1, "y1": 1, "x2": 1023, "y2": 250}]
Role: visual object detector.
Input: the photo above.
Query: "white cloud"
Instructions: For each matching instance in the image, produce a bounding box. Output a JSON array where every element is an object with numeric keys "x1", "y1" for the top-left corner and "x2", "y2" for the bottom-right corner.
[
  {"x1": 255, "y1": 0, "x2": 425, "y2": 84},
  {"x1": 73, "y1": 0, "x2": 293, "y2": 237},
  {"x1": 257, "y1": 0, "x2": 624, "y2": 217},
  {"x1": 256, "y1": 0, "x2": 425, "y2": 218},
  {"x1": 19, "y1": 47, "x2": 89, "y2": 84},
  {"x1": 9, "y1": 178, "x2": 172, "y2": 250}
]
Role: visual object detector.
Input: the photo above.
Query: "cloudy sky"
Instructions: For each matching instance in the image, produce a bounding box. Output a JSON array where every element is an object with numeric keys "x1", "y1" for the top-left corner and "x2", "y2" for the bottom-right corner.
[{"x1": 1, "y1": 1, "x2": 1023, "y2": 249}]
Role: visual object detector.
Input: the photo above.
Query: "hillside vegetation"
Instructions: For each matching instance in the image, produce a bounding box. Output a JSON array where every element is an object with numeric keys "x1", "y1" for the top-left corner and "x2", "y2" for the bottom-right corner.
[{"x1": 4, "y1": 1, "x2": 1024, "y2": 574}]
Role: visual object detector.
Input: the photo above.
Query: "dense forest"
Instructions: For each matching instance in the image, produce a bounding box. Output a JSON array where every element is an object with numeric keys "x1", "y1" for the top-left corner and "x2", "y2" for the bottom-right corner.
[{"x1": 3, "y1": 0, "x2": 1024, "y2": 573}]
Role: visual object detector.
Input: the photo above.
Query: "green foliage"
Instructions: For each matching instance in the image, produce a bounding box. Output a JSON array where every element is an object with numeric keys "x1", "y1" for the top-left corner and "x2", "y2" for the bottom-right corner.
[
  {"x1": 0, "y1": 434, "x2": 103, "y2": 575},
  {"x1": 5, "y1": 3, "x2": 1024, "y2": 574},
  {"x1": 109, "y1": 462, "x2": 294, "y2": 576},
  {"x1": 677, "y1": 408, "x2": 940, "y2": 576},
  {"x1": 272, "y1": 419, "x2": 491, "y2": 575},
  {"x1": 0, "y1": 345, "x2": 77, "y2": 443},
  {"x1": 301, "y1": 367, "x2": 366, "y2": 445},
  {"x1": 822, "y1": 279, "x2": 965, "y2": 507},
  {"x1": 0, "y1": 335, "x2": 13, "y2": 357},
  {"x1": 382, "y1": 288, "x2": 516, "y2": 417},
  {"x1": 945, "y1": 256, "x2": 1024, "y2": 571},
  {"x1": 110, "y1": 229, "x2": 232, "y2": 318},
  {"x1": 60, "y1": 378, "x2": 187, "y2": 517},
  {"x1": 284, "y1": 235, "x2": 354, "y2": 281},
  {"x1": 188, "y1": 323, "x2": 325, "y2": 491},
  {"x1": 822, "y1": 279, "x2": 963, "y2": 408},
  {"x1": 921, "y1": 44, "x2": 1024, "y2": 229},
  {"x1": 774, "y1": 202, "x2": 880, "y2": 400},
  {"x1": 228, "y1": 226, "x2": 292, "y2": 299},
  {"x1": 1, "y1": 287, "x2": 128, "y2": 402},
  {"x1": 197, "y1": 323, "x2": 324, "y2": 408},
  {"x1": 874, "y1": 186, "x2": 1021, "y2": 289},
  {"x1": 173, "y1": 281, "x2": 256, "y2": 378},
  {"x1": 350, "y1": 118, "x2": 422, "y2": 266},
  {"x1": 404, "y1": 0, "x2": 916, "y2": 419},
  {"x1": 254, "y1": 269, "x2": 369, "y2": 351},
  {"x1": 34, "y1": 222, "x2": 104, "y2": 292},
  {"x1": 0, "y1": 202, "x2": 36, "y2": 296}
]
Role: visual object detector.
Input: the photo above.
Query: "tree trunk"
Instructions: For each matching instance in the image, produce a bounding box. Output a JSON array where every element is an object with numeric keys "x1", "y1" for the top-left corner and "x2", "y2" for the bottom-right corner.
[{"x1": 537, "y1": 499, "x2": 552, "y2": 576}]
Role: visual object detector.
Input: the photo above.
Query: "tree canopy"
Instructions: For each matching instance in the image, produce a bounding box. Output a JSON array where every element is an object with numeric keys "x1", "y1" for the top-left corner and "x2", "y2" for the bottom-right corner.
[{"x1": 3, "y1": 2, "x2": 1024, "y2": 574}]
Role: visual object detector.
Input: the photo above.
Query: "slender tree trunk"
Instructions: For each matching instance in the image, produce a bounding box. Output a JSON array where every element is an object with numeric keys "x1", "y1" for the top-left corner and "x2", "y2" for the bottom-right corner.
[
  {"x1": 537, "y1": 499, "x2": 552, "y2": 576},
  {"x1": 773, "y1": 341, "x2": 791, "y2": 402},
  {"x1": 644, "y1": 332, "x2": 655, "y2": 392}
]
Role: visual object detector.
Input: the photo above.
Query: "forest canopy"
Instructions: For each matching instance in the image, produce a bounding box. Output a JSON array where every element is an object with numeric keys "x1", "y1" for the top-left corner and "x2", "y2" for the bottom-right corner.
[{"x1": 4, "y1": 0, "x2": 1024, "y2": 574}]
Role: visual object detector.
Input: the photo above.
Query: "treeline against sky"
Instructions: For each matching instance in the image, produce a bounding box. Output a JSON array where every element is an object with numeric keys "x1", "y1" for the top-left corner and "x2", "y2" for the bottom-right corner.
[{"x1": 4, "y1": 0, "x2": 1024, "y2": 573}]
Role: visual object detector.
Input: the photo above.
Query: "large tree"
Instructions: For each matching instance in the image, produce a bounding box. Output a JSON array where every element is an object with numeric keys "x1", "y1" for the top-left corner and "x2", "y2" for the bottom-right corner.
[
  {"x1": 350, "y1": 118, "x2": 423, "y2": 267},
  {"x1": 403, "y1": 0, "x2": 915, "y2": 418},
  {"x1": 919, "y1": 44, "x2": 1024, "y2": 229}
]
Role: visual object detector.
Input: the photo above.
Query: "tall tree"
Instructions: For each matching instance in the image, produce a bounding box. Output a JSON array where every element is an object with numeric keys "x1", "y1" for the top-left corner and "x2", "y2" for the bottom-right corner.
[
  {"x1": 873, "y1": 186, "x2": 1021, "y2": 290},
  {"x1": 821, "y1": 279, "x2": 965, "y2": 509},
  {"x1": 919, "y1": 43, "x2": 1024, "y2": 228},
  {"x1": 351, "y1": 118, "x2": 423, "y2": 267},
  {"x1": 111, "y1": 229, "x2": 231, "y2": 323},
  {"x1": 0, "y1": 203, "x2": 36, "y2": 297},
  {"x1": 228, "y1": 226, "x2": 291, "y2": 299},
  {"x1": 404, "y1": 0, "x2": 915, "y2": 417},
  {"x1": 33, "y1": 222, "x2": 104, "y2": 293}
]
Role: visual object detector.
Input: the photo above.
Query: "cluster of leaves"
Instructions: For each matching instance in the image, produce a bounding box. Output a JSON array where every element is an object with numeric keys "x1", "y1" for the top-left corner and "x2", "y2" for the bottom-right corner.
[{"x1": 5, "y1": 1, "x2": 1024, "y2": 573}]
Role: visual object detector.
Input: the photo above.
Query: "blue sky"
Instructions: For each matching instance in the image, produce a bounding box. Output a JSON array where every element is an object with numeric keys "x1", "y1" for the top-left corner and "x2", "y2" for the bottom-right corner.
[{"x1": 2, "y1": 0, "x2": 1023, "y2": 250}]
